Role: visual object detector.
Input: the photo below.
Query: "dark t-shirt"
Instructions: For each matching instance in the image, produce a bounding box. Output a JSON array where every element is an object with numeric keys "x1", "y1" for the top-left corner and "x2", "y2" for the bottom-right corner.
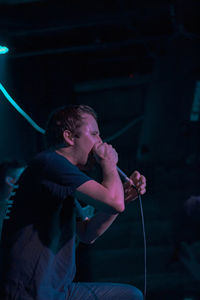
[{"x1": 0, "y1": 151, "x2": 91, "y2": 299}]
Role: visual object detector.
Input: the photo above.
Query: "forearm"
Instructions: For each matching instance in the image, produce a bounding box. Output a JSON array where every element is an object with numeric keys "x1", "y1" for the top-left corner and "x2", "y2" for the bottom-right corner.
[
  {"x1": 101, "y1": 164, "x2": 125, "y2": 211},
  {"x1": 77, "y1": 211, "x2": 119, "y2": 244}
]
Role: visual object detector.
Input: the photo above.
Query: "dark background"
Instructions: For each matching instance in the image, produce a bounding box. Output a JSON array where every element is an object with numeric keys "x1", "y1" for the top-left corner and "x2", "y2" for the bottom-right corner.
[{"x1": 0, "y1": 0, "x2": 200, "y2": 299}]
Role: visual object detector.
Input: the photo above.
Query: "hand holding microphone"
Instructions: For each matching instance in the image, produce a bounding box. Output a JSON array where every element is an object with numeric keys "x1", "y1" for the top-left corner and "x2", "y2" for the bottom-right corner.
[
  {"x1": 92, "y1": 142, "x2": 118, "y2": 167},
  {"x1": 92, "y1": 142, "x2": 146, "y2": 196},
  {"x1": 92, "y1": 142, "x2": 136, "y2": 187}
]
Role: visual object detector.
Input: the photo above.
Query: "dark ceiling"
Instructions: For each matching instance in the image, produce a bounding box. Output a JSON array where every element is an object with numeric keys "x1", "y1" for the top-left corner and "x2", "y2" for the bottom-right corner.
[{"x1": 0, "y1": 0, "x2": 200, "y2": 81}]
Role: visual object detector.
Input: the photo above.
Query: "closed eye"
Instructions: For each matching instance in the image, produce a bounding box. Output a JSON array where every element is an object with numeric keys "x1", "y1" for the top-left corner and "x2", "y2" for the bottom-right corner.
[{"x1": 92, "y1": 131, "x2": 100, "y2": 136}]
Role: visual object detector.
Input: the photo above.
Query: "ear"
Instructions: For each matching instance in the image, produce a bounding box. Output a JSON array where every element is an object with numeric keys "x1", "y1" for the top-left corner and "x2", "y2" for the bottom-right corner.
[{"x1": 63, "y1": 130, "x2": 74, "y2": 146}]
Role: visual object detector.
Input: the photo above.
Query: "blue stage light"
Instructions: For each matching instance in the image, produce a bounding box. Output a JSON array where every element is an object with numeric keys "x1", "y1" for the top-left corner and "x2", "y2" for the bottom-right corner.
[
  {"x1": 0, "y1": 46, "x2": 9, "y2": 54},
  {"x1": 0, "y1": 83, "x2": 45, "y2": 134}
]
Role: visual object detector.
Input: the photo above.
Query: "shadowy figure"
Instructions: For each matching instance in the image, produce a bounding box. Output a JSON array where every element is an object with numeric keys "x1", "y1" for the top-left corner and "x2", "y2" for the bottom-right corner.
[{"x1": 0, "y1": 160, "x2": 25, "y2": 239}]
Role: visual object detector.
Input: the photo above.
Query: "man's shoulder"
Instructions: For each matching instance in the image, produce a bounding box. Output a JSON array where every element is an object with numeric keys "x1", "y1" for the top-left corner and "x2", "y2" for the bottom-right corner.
[
  {"x1": 34, "y1": 150, "x2": 56, "y2": 160},
  {"x1": 33, "y1": 150, "x2": 79, "y2": 174},
  {"x1": 24, "y1": 151, "x2": 92, "y2": 192},
  {"x1": 33, "y1": 150, "x2": 66, "y2": 166}
]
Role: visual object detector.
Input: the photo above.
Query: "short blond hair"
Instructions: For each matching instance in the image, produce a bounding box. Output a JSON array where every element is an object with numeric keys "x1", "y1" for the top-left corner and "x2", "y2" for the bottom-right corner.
[{"x1": 45, "y1": 104, "x2": 97, "y2": 147}]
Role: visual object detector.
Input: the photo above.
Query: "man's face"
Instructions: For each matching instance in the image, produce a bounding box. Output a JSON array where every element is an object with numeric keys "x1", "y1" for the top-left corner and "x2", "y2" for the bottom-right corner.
[{"x1": 73, "y1": 113, "x2": 102, "y2": 166}]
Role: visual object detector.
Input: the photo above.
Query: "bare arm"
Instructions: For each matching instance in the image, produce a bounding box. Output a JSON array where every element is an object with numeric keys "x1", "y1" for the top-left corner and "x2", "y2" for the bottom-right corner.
[
  {"x1": 75, "y1": 143, "x2": 124, "y2": 214},
  {"x1": 76, "y1": 211, "x2": 118, "y2": 244},
  {"x1": 75, "y1": 166, "x2": 123, "y2": 242},
  {"x1": 76, "y1": 170, "x2": 147, "y2": 244}
]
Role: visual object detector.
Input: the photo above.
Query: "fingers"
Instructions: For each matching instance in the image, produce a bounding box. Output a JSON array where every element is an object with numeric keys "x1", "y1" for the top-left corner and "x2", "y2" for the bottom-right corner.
[
  {"x1": 93, "y1": 142, "x2": 109, "y2": 158},
  {"x1": 138, "y1": 186, "x2": 146, "y2": 195},
  {"x1": 123, "y1": 181, "x2": 132, "y2": 194},
  {"x1": 140, "y1": 175, "x2": 146, "y2": 184},
  {"x1": 128, "y1": 171, "x2": 146, "y2": 195},
  {"x1": 103, "y1": 143, "x2": 118, "y2": 164},
  {"x1": 130, "y1": 171, "x2": 143, "y2": 183},
  {"x1": 94, "y1": 142, "x2": 118, "y2": 165},
  {"x1": 123, "y1": 181, "x2": 132, "y2": 188},
  {"x1": 131, "y1": 171, "x2": 140, "y2": 181}
]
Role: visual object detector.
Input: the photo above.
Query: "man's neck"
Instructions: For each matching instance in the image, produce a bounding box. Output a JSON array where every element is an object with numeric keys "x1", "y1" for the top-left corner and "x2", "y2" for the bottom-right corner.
[{"x1": 55, "y1": 147, "x2": 77, "y2": 165}]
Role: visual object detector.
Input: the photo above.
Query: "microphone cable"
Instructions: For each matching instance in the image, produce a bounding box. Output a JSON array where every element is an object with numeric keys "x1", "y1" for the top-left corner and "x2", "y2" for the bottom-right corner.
[
  {"x1": 0, "y1": 83, "x2": 147, "y2": 297},
  {"x1": 117, "y1": 167, "x2": 147, "y2": 300}
]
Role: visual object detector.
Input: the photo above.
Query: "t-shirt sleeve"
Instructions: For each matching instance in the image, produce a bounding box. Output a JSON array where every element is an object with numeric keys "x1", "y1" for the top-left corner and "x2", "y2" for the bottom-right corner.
[{"x1": 40, "y1": 152, "x2": 92, "y2": 197}]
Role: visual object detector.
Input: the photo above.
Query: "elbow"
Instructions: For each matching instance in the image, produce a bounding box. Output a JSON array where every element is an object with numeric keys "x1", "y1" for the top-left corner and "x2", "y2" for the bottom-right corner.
[
  {"x1": 86, "y1": 238, "x2": 96, "y2": 245},
  {"x1": 104, "y1": 203, "x2": 125, "y2": 214},
  {"x1": 81, "y1": 236, "x2": 97, "y2": 245},
  {"x1": 110, "y1": 196, "x2": 125, "y2": 213},
  {"x1": 115, "y1": 203, "x2": 125, "y2": 213}
]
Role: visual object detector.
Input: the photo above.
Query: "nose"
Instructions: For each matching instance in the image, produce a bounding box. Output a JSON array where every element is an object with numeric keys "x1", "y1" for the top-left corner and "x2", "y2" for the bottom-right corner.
[
  {"x1": 99, "y1": 135, "x2": 103, "y2": 142},
  {"x1": 97, "y1": 135, "x2": 103, "y2": 144},
  {"x1": 93, "y1": 138, "x2": 102, "y2": 150}
]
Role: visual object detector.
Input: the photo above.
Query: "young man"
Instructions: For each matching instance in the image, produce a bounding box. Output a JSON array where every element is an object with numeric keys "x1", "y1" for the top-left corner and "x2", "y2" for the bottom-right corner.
[{"x1": 0, "y1": 105, "x2": 146, "y2": 300}]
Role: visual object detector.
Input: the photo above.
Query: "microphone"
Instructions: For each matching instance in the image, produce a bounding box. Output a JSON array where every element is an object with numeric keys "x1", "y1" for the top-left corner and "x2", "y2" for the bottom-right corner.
[{"x1": 116, "y1": 166, "x2": 137, "y2": 189}]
